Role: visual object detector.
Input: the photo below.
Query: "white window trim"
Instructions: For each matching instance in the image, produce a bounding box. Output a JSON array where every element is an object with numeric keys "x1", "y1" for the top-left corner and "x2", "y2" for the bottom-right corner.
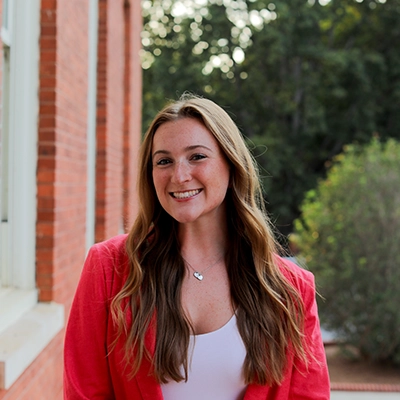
[
  {"x1": 86, "y1": 0, "x2": 99, "y2": 250},
  {"x1": 0, "y1": 0, "x2": 64, "y2": 390},
  {"x1": 3, "y1": 0, "x2": 37, "y2": 290},
  {"x1": 1, "y1": 0, "x2": 13, "y2": 47}
]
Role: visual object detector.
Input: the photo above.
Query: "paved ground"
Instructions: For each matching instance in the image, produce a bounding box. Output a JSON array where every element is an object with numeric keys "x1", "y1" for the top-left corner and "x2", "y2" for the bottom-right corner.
[{"x1": 331, "y1": 391, "x2": 400, "y2": 399}]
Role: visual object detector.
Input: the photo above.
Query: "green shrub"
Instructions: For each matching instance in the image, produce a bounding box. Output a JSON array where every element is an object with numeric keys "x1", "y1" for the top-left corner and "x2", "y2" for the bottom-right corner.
[{"x1": 292, "y1": 138, "x2": 400, "y2": 365}]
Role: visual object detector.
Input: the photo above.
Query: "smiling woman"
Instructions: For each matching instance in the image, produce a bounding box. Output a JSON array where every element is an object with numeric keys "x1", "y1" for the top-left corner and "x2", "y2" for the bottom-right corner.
[
  {"x1": 151, "y1": 118, "x2": 230, "y2": 225},
  {"x1": 64, "y1": 94, "x2": 330, "y2": 399}
]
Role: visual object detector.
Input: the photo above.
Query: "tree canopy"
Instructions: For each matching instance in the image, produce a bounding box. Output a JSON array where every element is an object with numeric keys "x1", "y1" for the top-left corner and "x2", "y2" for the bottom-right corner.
[
  {"x1": 293, "y1": 138, "x2": 400, "y2": 364},
  {"x1": 141, "y1": 0, "x2": 400, "y2": 239}
]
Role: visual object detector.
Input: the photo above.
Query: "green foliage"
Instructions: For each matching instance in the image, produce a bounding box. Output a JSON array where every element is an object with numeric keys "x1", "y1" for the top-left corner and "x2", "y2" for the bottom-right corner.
[
  {"x1": 141, "y1": 0, "x2": 400, "y2": 237},
  {"x1": 293, "y1": 138, "x2": 400, "y2": 365}
]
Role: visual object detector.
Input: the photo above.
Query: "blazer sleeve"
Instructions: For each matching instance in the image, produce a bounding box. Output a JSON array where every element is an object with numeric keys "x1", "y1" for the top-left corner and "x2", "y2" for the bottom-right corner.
[
  {"x1": 288, "y1": 270, "x2": 331, "y2": 399},
  {"x1": 64, "y1": 245, "x2": 115, "y2": 400}
]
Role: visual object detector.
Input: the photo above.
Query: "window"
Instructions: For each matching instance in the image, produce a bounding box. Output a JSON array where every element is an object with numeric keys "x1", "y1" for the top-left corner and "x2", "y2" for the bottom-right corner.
[
  {"x1": 0, "y1": 0, "x2": 38, "y2": 330},
  {"x1": 0, "y1": 0, "x2": 63, "y2": 390}
]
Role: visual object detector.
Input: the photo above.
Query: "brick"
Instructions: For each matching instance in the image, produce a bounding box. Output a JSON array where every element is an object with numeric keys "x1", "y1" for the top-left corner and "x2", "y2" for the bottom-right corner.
[
  {"x1": 40, "y1": 25, "x2": 57, "y2": 36},
  {"x1": 39, "y1": 104, "x2": 56, "y2": 115},
  {"x1": 40, "y1": 51, "x2": 57, "y2": 63},
  {"x1": 0, "y1": 0, "x2": 141, "y2": 397},
  {"x1": 40, "y1": 10, "x2": 56, "y2": 24},
  {"x1": 36, "y1": 221, "x2": 54, "y2": 237},
  {"x1": 41, "y1": 0, "x2": 57, "y2": 10},
  {"x1": 38, "y1": 143, "x2": 56, "y2": 156},
  {"x1": 40, "y1": 77, "x2": 56, "y2": 88},
  {"x1": 40, "y1": 37, "x2": 56, "y2": 50}
]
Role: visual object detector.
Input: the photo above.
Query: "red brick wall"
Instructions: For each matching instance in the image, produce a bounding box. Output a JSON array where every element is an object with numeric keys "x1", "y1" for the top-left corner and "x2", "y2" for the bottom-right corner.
[
  {"x1": 96, "y1": 0, "x2": 142, "y2": 239},
  {"x1": 0, "y1": 0, "x2": 142, "y2": 397},
  {"x1": 96, "y1": 0, "x2": 125, "y2": 241},
  {"x1": 52, "y1": 0, "x2": 90, "y2": 305},
  {"x1": 37, "y1": 0, "x2": 89, "y2": 306},
  {"x1": 123, "y1": 2, "x2": 132, "y2": 227}
]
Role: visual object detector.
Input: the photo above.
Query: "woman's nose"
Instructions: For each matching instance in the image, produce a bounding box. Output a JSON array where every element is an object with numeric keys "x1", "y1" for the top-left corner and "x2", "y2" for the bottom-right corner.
[{"x1": 171, "y1": 161, "x2": 191, "y2": 183}]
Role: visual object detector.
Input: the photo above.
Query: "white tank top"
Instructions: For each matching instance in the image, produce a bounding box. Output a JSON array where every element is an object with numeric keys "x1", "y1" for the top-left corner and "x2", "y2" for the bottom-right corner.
[{"x1": 161, "y1": 314, "x2": 247, "y2": 400}]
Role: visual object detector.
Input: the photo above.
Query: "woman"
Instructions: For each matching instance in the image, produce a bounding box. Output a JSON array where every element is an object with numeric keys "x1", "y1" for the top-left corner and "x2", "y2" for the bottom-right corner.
[{"x1": 64, "y1": 95, "x2": 330, "y2": 399}]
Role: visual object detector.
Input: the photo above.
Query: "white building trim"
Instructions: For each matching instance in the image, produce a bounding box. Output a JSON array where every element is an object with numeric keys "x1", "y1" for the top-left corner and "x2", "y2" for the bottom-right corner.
[{"x1": 0, "y1": 0, "x2": 64, "y2": 389}]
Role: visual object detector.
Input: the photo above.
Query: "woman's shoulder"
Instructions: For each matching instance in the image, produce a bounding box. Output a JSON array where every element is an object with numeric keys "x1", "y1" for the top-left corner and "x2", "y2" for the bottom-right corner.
[
  {"x1": 275, "y1": 255, "x2": 315, "y2": 293},
  {"x1": 84, "y1": 234, "x2": 130, "y2": 276},
  {"x1": 91, "y1": 234, "x2": 128, "y2": 256},
  {"x1": 78, "y1": 234, "x2": 131, "y2": 298}
]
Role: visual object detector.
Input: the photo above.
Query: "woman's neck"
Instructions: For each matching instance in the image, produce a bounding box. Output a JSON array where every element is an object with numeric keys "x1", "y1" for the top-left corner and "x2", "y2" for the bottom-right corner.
[{"x1": 178, "y1": 220, "x2": 228, "y2": 261}]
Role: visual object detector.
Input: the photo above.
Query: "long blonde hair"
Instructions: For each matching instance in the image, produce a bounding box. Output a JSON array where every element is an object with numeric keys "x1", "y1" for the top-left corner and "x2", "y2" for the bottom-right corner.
[{"x1": 111, "y1": 94, "x2": 307, "y2": 385}]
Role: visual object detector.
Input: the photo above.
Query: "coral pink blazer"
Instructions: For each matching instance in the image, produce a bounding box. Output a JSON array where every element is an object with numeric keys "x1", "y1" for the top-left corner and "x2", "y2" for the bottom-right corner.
[{"x1": 64, "y1": 234, "x2": 330, "y2": 399}]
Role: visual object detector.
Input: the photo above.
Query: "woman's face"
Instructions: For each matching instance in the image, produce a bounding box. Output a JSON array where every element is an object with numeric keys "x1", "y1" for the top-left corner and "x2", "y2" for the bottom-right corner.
[{"x1": 151, "y1": 117, "x2": 230, "y2": 226}]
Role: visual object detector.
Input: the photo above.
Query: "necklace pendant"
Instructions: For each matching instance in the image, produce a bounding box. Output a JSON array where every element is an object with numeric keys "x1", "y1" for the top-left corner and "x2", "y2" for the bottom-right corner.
[{"x1": 193, "y1": 271, "x2": 204, "y2": 281}]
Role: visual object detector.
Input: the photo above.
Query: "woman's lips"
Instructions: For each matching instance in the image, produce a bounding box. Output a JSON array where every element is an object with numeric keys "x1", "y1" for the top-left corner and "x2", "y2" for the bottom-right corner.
[{"x1": 171, "y1": 189, "x2": 202, "y2": 199}]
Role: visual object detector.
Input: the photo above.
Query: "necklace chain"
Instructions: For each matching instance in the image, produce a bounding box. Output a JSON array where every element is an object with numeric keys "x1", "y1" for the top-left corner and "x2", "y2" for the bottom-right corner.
[{"x1": 182, "y1": 254, "x2": 224, "y2": 281}]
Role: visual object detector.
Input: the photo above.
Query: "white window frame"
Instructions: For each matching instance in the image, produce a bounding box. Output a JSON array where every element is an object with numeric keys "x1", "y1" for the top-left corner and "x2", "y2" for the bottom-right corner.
[
  {"x1": 0, "y1": 0, "x2": 11, "y2": 287},
  {"x1": 86, "y1": 0, "x2": 99, "y2": 250},
  {"x1": 0, "y1": 0, "x2": 38, "y2": 330},
  {"x1": 1, "y1": 0, "x2": 12, "y2": 47},
  {"x1": 0, "y1": 0, "x2": 63, "y2": 390}
]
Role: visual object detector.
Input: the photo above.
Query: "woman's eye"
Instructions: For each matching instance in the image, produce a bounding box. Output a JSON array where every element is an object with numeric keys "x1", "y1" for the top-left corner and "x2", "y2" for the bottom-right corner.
[
  {"x1": 156, "y1": 158, "x2": 171, "y2": 166},
  {"x1": 191, "y1": 154, "x2": 207, "y2": 161}
]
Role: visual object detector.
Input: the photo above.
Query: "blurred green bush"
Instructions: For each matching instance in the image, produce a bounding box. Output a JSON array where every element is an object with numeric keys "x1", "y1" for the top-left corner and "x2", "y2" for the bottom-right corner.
[{"x1": 292, "y1": 138, "x2": 400, "y2": 365}]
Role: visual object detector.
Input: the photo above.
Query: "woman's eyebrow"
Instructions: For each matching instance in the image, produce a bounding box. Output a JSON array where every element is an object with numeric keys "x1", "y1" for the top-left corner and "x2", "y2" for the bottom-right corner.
[
  {"x1": 152, "y1": 145, "x2": 212, "y2": 158},
  {"x1": 152, "y1": 149, "x2": 170, "y2": 158},
  {"x1": 185, "y1": 144, "x2": 212, "y2": 152}
]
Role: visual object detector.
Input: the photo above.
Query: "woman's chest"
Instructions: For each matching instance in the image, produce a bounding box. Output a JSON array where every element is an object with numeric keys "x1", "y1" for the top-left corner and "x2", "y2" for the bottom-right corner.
[{"x1": 181, "y1": 266, "x2": 234, "y2": 334}]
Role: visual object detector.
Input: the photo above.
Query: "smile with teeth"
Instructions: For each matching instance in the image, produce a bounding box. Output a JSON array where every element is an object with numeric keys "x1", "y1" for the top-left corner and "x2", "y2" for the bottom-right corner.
[{"x1": 171, "y1": 189, "x2": 201, "y2": 199}]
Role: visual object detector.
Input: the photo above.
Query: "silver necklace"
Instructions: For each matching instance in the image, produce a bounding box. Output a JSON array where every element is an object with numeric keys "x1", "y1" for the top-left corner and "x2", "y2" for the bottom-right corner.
[{"x1": 182, "y1": 254, "x2": 224, "y2": 281}]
